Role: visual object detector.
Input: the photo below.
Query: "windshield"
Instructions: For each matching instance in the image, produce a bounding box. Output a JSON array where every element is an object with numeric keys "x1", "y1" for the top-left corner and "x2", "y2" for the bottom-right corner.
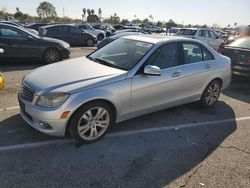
[
  {"x1": 228, "y1": 37, "x2": 250, "y2": 49},
  {"x1": 177, "y1": 29, "x2": 197, "y2": 36},
  {"x1": 88, "y1": 38, "x2": 153, "y2": 70}
]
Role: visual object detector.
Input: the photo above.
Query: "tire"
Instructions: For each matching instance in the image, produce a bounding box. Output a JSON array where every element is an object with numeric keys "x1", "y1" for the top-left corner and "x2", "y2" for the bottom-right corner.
[
  {"x1": 200, "y1": 79, "x2": 222, "y2": 106},
  {"x1": 97, "y1": 34, "x2": 104, "y2": 41},
  {"x1": 69, "y1": 101, "x2": 115, "y2": 143},
  {"x1": 43, "y1": 48, "x2": 61, "y2": 64},
  {"x1": 86, "y1": 38, "x2": 94, "y2": 47}
]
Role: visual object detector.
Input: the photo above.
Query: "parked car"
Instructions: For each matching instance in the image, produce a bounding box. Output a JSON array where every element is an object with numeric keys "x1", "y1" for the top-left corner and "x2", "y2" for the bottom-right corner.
[
  {"x1": 18, "y1": 35, "x2": 231, "y2": 143},
  {"x1": 92, "y1": 24, "x2": 112, "y2": 37},
  {"x1": 39, "y1": 24, "x2": 97, "y2": 47},
  {"x1": 97, "y1": 32, "x2": 144, "y2": 49},
  {"x1": 75, "y1": 24, "x2": 106, "y2": 41},
  {"x1": 0, "y1": 21, "x2": 38, "y2": 35},
  {"x1": 25, "y1": 23, "x2": 55, "y2": 31},
  {"x1": 0, "y1": 23, "x2": 70, "y2": 64},
  {"x1": 113, "y1": 24, "x2": 127, "y2": 30},
  {"x1": 220, "y1": 37, "x2": 250, "y2": 77},
  {"x1": 176, "y1": 28, "x2": 224, "y2": 50}
]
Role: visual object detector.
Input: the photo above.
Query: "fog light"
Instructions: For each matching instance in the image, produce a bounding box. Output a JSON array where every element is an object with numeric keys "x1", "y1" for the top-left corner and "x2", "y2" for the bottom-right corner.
[{"x1": 39, "y1": 122, "x2": 52, "y2": 129}]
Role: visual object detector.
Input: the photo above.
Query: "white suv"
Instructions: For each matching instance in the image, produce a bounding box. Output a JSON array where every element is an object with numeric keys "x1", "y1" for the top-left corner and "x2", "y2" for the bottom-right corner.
[
  {"x1": 177, "y1": 28, "x2": 224, "y2": 50},
  {"x1": 75, "y1": 24, "x2": 106, "y2": 41}
]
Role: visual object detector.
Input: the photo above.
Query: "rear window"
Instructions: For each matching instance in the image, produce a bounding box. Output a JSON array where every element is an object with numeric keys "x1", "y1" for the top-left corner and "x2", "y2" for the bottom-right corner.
[
  {"x1": 228, "y1": 38, "x2": 250, "y2": 49},
  {"x1": 178, "y1": 29, "x2": 197, "y2": 36}
]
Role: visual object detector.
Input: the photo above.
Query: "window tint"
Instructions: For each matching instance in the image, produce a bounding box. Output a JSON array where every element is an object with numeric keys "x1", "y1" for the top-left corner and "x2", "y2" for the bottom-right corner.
[
  {"x1": 198, "y1": 30, "x2": 203, "y2": 37},
  {"x1": 178, "y1": 29, "x2": 197, "y2": 36},
  {"x1": 210, "y1": 31, "x2": 217, "y2": 39},
  {"x1": 0, "y1": 27, "x2": 23, "y2": 38},
  {"x1": 70, "y1": 27, "x2": 82, "y2": 34},
  {"x1": 58, "y1": 26, "x2": 69, "y2": 35},
  {"x1": 202, "y1": 47, "x2": 214, "y2": 61},
  {"x1": 146, "y1": 43, "x2": 179, "y2": 69},
  {"x1": 203, "y1": 30, "x2": 211, "y2": 38},
  {"x1": 183, "y1": 43, "x2": 203, "y2": 64},
  {"x1": 183, "y1": 43, "x2": 214, "y2": 63}
]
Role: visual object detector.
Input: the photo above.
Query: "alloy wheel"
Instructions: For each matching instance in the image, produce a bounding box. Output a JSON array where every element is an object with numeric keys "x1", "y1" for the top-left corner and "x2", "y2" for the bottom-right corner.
[
  {"x1": 205, "y1": 82, "x2": 220, "y2": 105},
  {"x1": 77, "y1": 107, "x2": 110, "y2": 140},
  {"x1": 44, "y1": 49, "x2": 60, "y2": 64}
]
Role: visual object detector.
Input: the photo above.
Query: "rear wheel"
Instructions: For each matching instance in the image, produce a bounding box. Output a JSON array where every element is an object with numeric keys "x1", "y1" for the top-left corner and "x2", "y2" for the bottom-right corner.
[
  {"x1": 86, "y1": 38, "x2": 94, "y2": 47},
  {"x1": 69, "y1": 101, "x2": 115, "y2": 143},
  {"x1": 97, "y1": 34, "x2": 104, "y2": 41},
  {"x1": 43, "y1": 48, "x2": 61, "y2": 64},
  {"x1": 200, "y1": 80, "x2": 222, "y2": 106}
]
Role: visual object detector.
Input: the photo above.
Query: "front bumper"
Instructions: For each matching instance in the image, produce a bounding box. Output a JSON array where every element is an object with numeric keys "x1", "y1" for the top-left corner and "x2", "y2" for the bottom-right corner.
[{"x1": 18, "y1": 94, "x2": 67, "y2": 137}]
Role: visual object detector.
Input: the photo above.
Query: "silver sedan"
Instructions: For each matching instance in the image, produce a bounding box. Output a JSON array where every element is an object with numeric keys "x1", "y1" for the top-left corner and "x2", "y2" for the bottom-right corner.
[{"x1": 18, "y1": 35, "x2": 231, "y2": 142}]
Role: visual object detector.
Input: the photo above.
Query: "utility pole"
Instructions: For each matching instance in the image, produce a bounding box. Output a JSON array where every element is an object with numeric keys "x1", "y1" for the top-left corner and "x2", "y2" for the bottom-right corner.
[{"x1": 63, "y1": 7, "x2": 65, "y2": 18}]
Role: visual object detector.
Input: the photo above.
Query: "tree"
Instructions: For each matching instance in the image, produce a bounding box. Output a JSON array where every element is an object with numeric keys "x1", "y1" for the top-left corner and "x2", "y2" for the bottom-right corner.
[
  {"x1": 91, "y1": 9, "x2": 95, "y2": 15},
  {"x1": 141, "y1": 18, "x2": 150, "y2": 26},
  {"x1": 82, "y1": 8, "x2": 86, "y2": 21},
  {"x1": 110, "y1": 13, "x2": 120, "y2": 24},
  {"x1": 87, "y1": 9, "x2": 91, "y2": 16},
  {"x1": 156, "y1": 21, "x2": 163, "y2": 27},
  {"x1": 165, "y1": 19, "x2": 177, "y2": 28},
  {"x1": 120, "y1": 19, "x2": 129, "y2": 25},
  {"x1": 98, "y1": 8, "x2": 102, "y2": 19},
  {"x1": 36, "y1": 1, "x2": 57, "y2": 18},
  {"x1": 87, "y1": 14, "x2": 100, "y2": 23},
  {"x1": 14, "y1": 7, "x2": 23, "y2": 20}
]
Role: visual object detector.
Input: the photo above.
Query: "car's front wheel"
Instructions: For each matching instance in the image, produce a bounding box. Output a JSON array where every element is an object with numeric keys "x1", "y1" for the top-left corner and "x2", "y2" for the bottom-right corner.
[
  {"x1": 200, "y1": 79, "x2": 222, "y2": 106},
  {"x1": 69, "y1": 101, "x2": 114, "y2": 143},
  {"x1": 43, "y1": 48, "x2": 61, "y2": 64}
]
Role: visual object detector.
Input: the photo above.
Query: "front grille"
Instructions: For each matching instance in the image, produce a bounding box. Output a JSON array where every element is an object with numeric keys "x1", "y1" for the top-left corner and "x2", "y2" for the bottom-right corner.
[{"x1": 20, "y1": 84, "x2": 35, "y2": 102}]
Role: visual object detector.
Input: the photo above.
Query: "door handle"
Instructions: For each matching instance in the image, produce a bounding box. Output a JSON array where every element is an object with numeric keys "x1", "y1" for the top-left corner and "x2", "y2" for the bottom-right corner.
[
  {"x1": 205, "y1": 64, "x2": 212, "y2": 69},
  {"x1": 171, "y1": 71, "x2": 182, "y2": 78}
]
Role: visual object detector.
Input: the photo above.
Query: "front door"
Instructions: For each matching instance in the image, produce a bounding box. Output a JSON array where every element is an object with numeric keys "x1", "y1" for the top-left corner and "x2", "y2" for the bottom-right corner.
[{"x1": 131, "y1": 42, "x2": 185, "y2": 116}]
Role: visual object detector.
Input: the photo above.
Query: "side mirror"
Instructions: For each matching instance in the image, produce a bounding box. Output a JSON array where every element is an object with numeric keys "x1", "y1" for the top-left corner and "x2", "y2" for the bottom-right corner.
[
  {"x1": 144, "y1": 65, "x2": 161, "y2": 76},
  {"x1": 0, "y1": 48, "x2": 4, "y2": 54}
]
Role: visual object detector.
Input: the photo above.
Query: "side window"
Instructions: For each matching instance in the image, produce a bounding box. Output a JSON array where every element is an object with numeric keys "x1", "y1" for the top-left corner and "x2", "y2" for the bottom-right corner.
[
  {"x1": 0, "y1": 27, "x2": 23, "y2": 39},
  {"x1": 146, "y1": 43, "x2": 179, "y2": 69},
  {"x1": 198, "y1": 30, "x2": 203, "y2": 37},
  {"x1": 70, "y1": 27, "x2": 82, "y2": 35},
  {"x1": 202, "y1": 47, "x2": 214, "y2": 61},
  {"x1": 209, "y1": 31, "x2": 217, "y2": 39},
  {"x1": 203, "y1": 30, "x2": 211, "y2": 38},
  {"x1": 183, "y1": 43, "x2": 203, "y2": 64}
]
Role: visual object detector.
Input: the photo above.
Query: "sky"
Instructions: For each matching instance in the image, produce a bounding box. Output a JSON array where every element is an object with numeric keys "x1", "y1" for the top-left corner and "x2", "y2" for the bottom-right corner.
[{"x1": 0, "y1": 0, "x2": 249, "y2": 27}]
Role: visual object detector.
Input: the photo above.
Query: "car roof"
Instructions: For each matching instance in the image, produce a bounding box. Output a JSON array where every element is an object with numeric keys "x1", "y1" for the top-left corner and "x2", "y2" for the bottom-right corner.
[
  {"x1": 42, "y1": 24, "x2": 74, "y2": 28},
  {"x1": 121, "y1": 34, "x2": 197, "y2": 44}
]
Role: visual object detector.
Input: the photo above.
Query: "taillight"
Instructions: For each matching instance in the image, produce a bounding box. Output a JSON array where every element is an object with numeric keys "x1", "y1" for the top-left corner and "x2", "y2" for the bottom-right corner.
[{"x1": 246, "y1": 57, "x2": 250, "y2": 64}]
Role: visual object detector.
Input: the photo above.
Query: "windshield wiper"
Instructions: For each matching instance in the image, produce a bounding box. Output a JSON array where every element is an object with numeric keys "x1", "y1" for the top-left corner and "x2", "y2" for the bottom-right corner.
[{"x1": 94, "y1": 58, "x2": 128, "y2": 71}]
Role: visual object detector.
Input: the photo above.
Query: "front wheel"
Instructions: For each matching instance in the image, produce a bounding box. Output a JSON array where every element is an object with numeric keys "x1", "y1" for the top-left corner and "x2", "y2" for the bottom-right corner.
[
  {"x1": 200, "y1": 80, "x2": 222, "y2": 106},
  {"x1": 69, "y1": 101, "x2": 114, "y2": 143},
  {"x1": 97, "y1": 34, "x2": 104, "y2": 41}
]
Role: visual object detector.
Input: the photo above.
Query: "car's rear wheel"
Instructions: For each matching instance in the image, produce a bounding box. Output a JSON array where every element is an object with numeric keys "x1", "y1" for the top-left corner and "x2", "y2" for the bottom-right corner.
[
  {"x1": 69, "y1": 101, "x2": 114, "y2": 143},
  {"x1": 86, "y1": 38, "x2": 94, "y2": 47},
  {"x1": 97, "y1": 34, "x2": 104, "y2": 41},
  {"x1": 43, "y1": 48, "x2": 61, "y2": 64},
  {"x1": 200, "y1": 79, "x2": 222, "y2": 106}
]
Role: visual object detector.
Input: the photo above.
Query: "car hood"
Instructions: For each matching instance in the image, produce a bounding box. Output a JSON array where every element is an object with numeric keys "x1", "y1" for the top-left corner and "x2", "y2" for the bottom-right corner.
[
  {"x1": 39, "y1": 37, "x2": 70, "y2": 48},
  {"x1": 24, "y1": 57, "x2": 127, "y2": 94}
]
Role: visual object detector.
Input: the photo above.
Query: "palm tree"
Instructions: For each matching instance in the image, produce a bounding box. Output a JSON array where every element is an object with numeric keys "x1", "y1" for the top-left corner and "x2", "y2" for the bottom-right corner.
[
  {"x1": 98, "y1": 8, "x2": 102, "y2": 18},
  {"x1": 91, "y1": 9, "x2": 95, "y2": 15},
  {"x1": 87, "y1": 9, "x2": 91, "y2": 16},
  {"x1": 82, "y1": 8, "x2": 86, "y2": 20}
]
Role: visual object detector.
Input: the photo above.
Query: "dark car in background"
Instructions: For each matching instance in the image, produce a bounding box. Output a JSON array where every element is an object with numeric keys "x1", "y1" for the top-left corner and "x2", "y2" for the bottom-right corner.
[
  {"x1": 97, "y1": 32, "x2": 144, "y2": 49},
  {"x1": 25, "y1": 23, "x2": 55, "y2": 31},
  {"x1": 0, "y1": 23, "x2": 70, "y2": 64},
  {"x1": 39, "y1": 24, "x2": 97, "y2": 47},
  {"x1": 92, "y1": 24, "x2": 112, "y2": 37},
  {"x1": 220, "y1": 37, "x2": 250, "y2": 77},
  {"x1": 0, "y1": 21, "x2": 38, "y2": 35}
]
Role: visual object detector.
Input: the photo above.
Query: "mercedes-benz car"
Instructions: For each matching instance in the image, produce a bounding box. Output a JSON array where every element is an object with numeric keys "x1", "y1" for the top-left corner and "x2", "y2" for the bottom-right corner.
[{"x1": 18, "y1": 35, "x2": 231, "y2": 143}]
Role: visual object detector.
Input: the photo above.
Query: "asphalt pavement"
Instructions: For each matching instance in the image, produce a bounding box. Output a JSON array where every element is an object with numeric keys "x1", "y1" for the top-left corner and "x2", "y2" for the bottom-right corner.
[{"x1": 0, "y1": 47, "x2": 249, "y2": 188}]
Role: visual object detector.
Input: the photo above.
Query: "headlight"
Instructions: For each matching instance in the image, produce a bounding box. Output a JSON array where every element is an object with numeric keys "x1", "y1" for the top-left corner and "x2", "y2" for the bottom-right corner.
[{"x1": 36, "y1": 93, "x2": 69, "y2": 108}]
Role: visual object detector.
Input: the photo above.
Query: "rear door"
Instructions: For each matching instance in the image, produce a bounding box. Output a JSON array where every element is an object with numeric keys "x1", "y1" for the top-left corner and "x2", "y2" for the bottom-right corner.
[{"x1": 180, "y1": 42, "x2": 216, "y2": 98}]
